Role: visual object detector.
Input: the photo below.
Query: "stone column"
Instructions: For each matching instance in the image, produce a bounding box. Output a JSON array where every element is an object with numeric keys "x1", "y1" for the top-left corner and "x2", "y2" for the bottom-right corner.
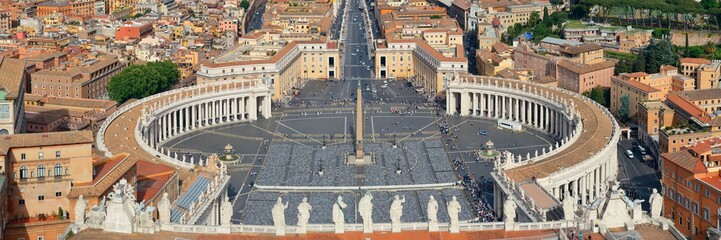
[
  {"x1": 480, "y1": 93, "x2": 486, "y2": 117},
  {"x1": 460, "y1": 91, "x2": 470, "y2": 116},
  {"x1": 249, "y1": 96, "x2": 258, "y2": 120},
  {"x1": 241, "y1": 97, "x2": 246, "y2": 120},
  {"x1": 472, "y1": 93, "x2": 479, "y2": 116}
]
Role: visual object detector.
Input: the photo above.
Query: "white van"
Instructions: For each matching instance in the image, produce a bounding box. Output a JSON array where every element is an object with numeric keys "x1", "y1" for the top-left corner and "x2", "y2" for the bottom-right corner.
[{"x1": 626, "y1": 150, "x2": 634, "y2": 158}]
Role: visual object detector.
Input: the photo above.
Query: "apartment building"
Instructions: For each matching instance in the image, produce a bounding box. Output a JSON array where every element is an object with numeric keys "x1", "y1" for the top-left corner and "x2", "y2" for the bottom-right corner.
[
  {"x1": 37, "y1": 0, "x2": 97, "y2": 17},
  {"x1": 679, "y1": 58, "x2": 721, "y2": 90},
  {"x1": 556, "y1": 59, "x2": 615, "y2": 93},
  {"x1": 661, "y1": 138, "x2": 721, "y2": 239},
  {"x1": 30, "y1": 54, "x2": 126, "y2": 99},
  {"x1": 658, "y1": 94, "x2": 721, "y2": 155},
  {"x1": 610, "y1": 66, "x2": 695, "y2": 120},
  {"x1": 115, "y1": 22, "x2": 153, "y2": 41},
  {"x1": 0, "y1": 57, "x2": 28, "y2": 135},
  {"x1": 637, "y1": 100, "x2": 674, "y2": 159},
  {"x1": 676, "y1": 89, "x2": 721, "y2": 114},
  {"x1": 0, "y1": 13, "x2": 11, "y2": 33}
]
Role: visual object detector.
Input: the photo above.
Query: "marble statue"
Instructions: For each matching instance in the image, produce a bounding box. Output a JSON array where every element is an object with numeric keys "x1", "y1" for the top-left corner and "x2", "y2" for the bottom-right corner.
[
  {"x1": 297, "y1": 197, "x2": 312, "y2": 227},
  {"x1": 103, "y1": 178, "x2": 137, "y2": 234},
  {"x1": 390, "y1": 195, "x2": 406, "y2": 232},
  {"x1": 504, "y1": 197, "x2": 516, "y2": 223},
  {"x1": 220, "y1": 194, "x2": 232, "y2": 225},
  {"x1": 87, "y1": 201, "x2": 106, "y2": 228},
  {"x1": 563, "y1": 193, "x2": 576, "y2": 221},
  {"x1": 158, "y1": 192, "x2": 171, "y2": 224},
  {"x1": 358, "y1": 192, "x2": 374, "y2": 233},
  {"x1": 427, "y1": 195, "x2": 439, "y2": 232},
  {"x1": 272, "y1": 197, "x2": 288, "y2": 235},
  {"x1": 75, "y1": 195, "x2": 88, "y2": 225},
  {"x1": 427, "y1": 195, "x2": 438, "y2": 223},
  {"x1": 332, "y1": 196, "x2": 347, "y2": 233},
  {"x1": 649, "y1": 188, "x2": 663, "y2": 219},
  {"x1": 447, "y1": 196, "x2": 461, "y2": 233}
]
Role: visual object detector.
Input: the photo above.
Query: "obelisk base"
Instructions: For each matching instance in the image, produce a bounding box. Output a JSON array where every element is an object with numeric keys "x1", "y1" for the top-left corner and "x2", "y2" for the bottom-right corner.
[{"x1": 345, "y1": 153, "x2": 374, "y2": 165}]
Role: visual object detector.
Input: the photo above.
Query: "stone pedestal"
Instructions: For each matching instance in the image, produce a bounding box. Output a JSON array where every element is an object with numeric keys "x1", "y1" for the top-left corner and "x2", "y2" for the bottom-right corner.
[
  {"x1": 335, "y1": 224, "x2": 344, "y2": 234},
  {"x1": 275, "y1": 226, "x2": 286, "y2": 236},
  {"x1": 391, "y1": 223, "x2": 401, "y2": 233},
  {"x1": 363, "y1": 223, "x2": 372, "y2": 234},
  {"x1": 428, "y1": 222, "x2": 439, "y2": 232},
  {"x1": 449, "y1": 222, "x2": 460, "y2": 233},
  {"x1": 297, "y1": 225, "x2": 307, "y2": 234}
]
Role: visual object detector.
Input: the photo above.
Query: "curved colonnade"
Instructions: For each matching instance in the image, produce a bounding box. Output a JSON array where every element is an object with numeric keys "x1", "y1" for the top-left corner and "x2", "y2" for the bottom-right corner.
[
  {"x1": 445, "y1": 75, "x2": 620, "y2": 207},
  {"x1": 97, "y1": 80, "x2": 273, "y2": 169}
]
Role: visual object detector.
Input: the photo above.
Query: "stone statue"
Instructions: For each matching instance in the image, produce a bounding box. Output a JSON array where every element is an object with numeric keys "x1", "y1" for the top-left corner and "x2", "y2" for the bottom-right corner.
[
  {"x1": 447, "y1": 196, "x2": 461, "y2": 233},
  {"x1": 427, "y1": 195, "x2": 438, "y2": 223},
  {"x1": 296, "y1": 197, "x2": 312, "y2": 227},
  {"x1": 390, "y1": 195, "x2": 405, "y2": 232},
  {"x1": 220, "y1": 194, "x2": 232, "y2": 225},
  {"x1": 649, "y1": 188, "x2": 663, "y2": 219},
  {"x1": 75, "y1": 195, "x2": 88, "y2": 225},
  {"x1": 332, "y1": 196, "x2": 347, "y2": 233},
  {"x1": 272, "y1": 197, "x2": 288, "y2": 235},
  {"x1": 504, "y1": 197, "x2": 516, "y2": 223},
  {"x1": 563, "y1": 193, "x2": 576, "y2": 221},
  {"x1": 158, "y1": 192, "x2": 171, "y2": 224},
  {"x1": 358, "y1": 192, "x2": 374, "y2": 233},
  {"x1": 427, "y1": 195, "x2": 439, "y2": 232}
]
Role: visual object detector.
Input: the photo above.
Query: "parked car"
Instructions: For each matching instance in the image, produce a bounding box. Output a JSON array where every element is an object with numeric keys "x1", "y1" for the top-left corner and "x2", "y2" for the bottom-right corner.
[
  {"x1": 479, "y1": 130, "x2": 488, "y2": 136},
  {"x1": 626, "y1": 150, "x2": 634, "y2": 158}
]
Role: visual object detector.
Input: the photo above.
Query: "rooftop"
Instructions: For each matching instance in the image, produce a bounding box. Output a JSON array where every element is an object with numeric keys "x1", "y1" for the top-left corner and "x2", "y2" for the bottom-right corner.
[
  {"x1": 678, "y1": 88, "x2": 721, "y2": 101},
  {"x1": 0, "y1": 131, "x2": 94, "y2": 156},
  {"x1": 0, "y1": 57, "x2": 27, "y2": 99}
]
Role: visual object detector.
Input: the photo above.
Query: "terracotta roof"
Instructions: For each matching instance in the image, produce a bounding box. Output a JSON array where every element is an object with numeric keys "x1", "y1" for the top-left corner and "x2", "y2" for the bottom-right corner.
[
  {"x1": 680, "y1": 58, "x2": 711, "y2": 65},
  {"x1": 557, "y1": 59, "x2": 615, "y2": 75},
  {"x1": 451, "y1": 0, "x2": 470, "y2": 10},
  {"x1": 25, "y1": 104, "x2": 87, "y2": 118},
  {"x1": 662, "y1": 149, "x2": 707, "y2": 174},
  {"x1": 667, "y1": 94, "x2": 711, "y2": 123},
  {"x1": 687, "y1": 137, "x2": 721, "y2": 155},
  {"x1": 69, "y1": 153, "x2": 138, "y2": 198},
  {"x1": 558, "y1": 43, "x2": 604, "y2": 55},
  {"x1": 660, "y1": 65, "x2": 677, "y2": 72},
  {"x1": 491, "y1": 42, "x2": 511, "y2": 54},
  {"x1": 0, "y1": 57, "x2": 27, "y2": 99},
  {"x1": 0, "y1": 131, "x2": 94, "y2": 156},
  {"x1": 625, "y1": 72, "x2": 649, "y2": 78},
  {"x1": 678, "y1": 88, "x2": 721, "y2": 101},
  {"x1": 136, "y1": 160, "x2": 175, "y2": 202},
  {"x1": 25, "y1": 112, "x2": 63, "y2": 125},
  {"x1": 42, "y1": 95, "x2": 117, "y2": 110}
]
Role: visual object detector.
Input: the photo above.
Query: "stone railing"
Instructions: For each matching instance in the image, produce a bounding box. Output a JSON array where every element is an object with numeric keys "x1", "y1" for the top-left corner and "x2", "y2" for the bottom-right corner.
[
  {"x1": 254, "y1": 182, "x2": 457, "y2": 191},
  {"x1": 158, "y1": 220, "x2": 564, "y2": 235}
]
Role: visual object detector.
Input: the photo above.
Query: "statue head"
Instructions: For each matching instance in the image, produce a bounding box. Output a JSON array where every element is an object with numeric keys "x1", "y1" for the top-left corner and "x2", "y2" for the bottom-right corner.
[
  {"x1": 394, "y1": 195, "x2": 400, "y2": 200},
  {"x1": 452, "y1": 196, "x2": 457, "y2": 201},
  {"x1": 337, "y1": 196, "x2": 343, "y2": 201},
  {"x1": 302, "y1": 197, "x2": 308, "y2": 203},
  {"x1": 652, "y1": 188, "x2": 658, "y2": 194},
  {"x1": 79, "y1": 195, "x2": 84, "y2": 200},
  {"x1": 429, "y1": 195, "x2": 435, "y2": 201},
  {"x1": 277, "y1": 197, "x2": 283, "y2": 204}
]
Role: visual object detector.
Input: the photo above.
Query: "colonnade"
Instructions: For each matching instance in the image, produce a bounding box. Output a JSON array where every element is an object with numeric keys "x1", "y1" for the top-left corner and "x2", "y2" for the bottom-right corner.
[
  {"x1": 144, "y1": 94, "x2": 271, "y2": 149},
  {"x1": 448, "y1": 91, "x2": 573, "y2": 138},
  {"x1": 551, "y1": 161, "x2": 613, "y2": 205}
]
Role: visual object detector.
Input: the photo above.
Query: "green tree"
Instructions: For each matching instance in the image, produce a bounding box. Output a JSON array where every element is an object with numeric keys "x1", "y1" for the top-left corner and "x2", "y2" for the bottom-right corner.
[
  {"x1": 550, "y1": 0, "x2": 564, "y2": 9},
  {"x1": 240, "y1": 0, "x2": 250, "y2": 10},
  {"x1": 633, "y1": 50, "x2": 647, "y2": 72},
  {"x1": 529, "y1": 11, "x2": 541, "y2": 27},
  {"x1": 642, "y1": 39, "x2": 679, "y2": 73},
  {"x1": 618, "y1": 94, "x2": 630, "y2": 122},
  {"x1": 58, "y1": 207, "x2": 64, "y2": 220},
  {"x1": 702, "y1": 0, "x2": 719, "y2": 10},
  {"x1": 543, "y1": 6, "x2": 549, "y2": 23},
  {"x1": 108, "y1": 61, "x2": 180, "y2": 103}
]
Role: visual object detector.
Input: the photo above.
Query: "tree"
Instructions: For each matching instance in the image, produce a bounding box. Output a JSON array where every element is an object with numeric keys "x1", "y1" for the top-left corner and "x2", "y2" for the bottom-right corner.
[
  {"x1": 543, "y1": 6, "x2": 550, "y2": 23},
  {"x1": 550, "y1": 0, "x2": 564, "y2": 9},
  {"x1": 58, "y1": 207, "x2": 64, "y2": 220},
  {"x1": 529, "y1": 11, "x2": 541, "y2": 27},
  {"x1": 642, "y1": 39, "x2": 679, "y2": 73},
  {"x1": 704, "y1": 41, "x2": 717, "y2": 54},
  {"x1": 618, "y1": 94, "x2": 630, "y2": 122},
  {"x1": 108, "y1": 61, "x2": 180, "y2": 103},
  {"x1": 240, "y1": 0, "x2": 250, "y2": 10},
  {"x1": 702, "y1": 0, "x2": 719, "y2": 10}
]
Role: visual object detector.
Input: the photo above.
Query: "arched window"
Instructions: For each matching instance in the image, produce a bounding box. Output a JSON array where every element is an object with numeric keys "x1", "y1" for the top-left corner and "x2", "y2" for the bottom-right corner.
[
  {"x1": 65, "y1": 168, "x2": 69, "y2": 175},
  {"x1": 19, "y1": 166, "x2": 27, "y2": 179},
  {"x1": 37, "y1": 165, "x2": 45, "y2": 179},
  {"x1": 54, "y1": 164, "x2": 62, "y2": 177}
]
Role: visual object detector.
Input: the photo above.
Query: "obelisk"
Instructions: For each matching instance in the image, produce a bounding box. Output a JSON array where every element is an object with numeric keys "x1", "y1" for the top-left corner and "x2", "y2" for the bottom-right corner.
[{"x1": 355, "y1": 82, "x2": 364, "y2": 160}]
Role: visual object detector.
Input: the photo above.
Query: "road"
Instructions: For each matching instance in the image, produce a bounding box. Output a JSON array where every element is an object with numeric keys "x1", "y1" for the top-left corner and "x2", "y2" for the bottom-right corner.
[
  {"x1": 617, "y1": 139, "x2": 661, "y2": 210},
  {"x1": 342, "y1": 0, "x2": 373, "y2": 79}
]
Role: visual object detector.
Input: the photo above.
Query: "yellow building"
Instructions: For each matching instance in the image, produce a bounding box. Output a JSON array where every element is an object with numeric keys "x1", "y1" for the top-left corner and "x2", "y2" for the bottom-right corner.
[
  {"x1": 610, "y1": 72, "x2": 664, "y2": 119},
  {"x1": 197, "y1": 34, "x2": 341, "y2": 100}
]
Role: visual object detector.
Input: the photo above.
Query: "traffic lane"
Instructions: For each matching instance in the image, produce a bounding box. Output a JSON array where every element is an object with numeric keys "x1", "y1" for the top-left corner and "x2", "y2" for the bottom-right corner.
[{"x1": 616, "y1": 139, "x2": 661, "y2": 210}]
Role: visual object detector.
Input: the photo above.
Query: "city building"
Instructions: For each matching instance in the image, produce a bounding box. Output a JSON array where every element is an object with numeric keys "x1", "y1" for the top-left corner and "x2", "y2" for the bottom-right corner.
[
  {"x1": 610, "y1": 67, "x2": 695, "y2": 120},
  {"x1": 661, "y1": 138, "x2": 721, "y2": 239},
  {"x1": 23, "y1": 94, "x2": 117, "y2": 132},
  {"x1": 637, "y1": 100, "x2": 674, "y2": 160},
  {"x1": 679, "y1": 58, "x2": 721, "y2": 90},
  {"x1": 0, "y1": 13, "x2": 12, "y2": 33},
  {"x1": 30, "y1": 53, "x2": 126, "y2": 99},
  {"x1": 37, "y1": 0, "x2": 97, "y2": 17},
  {"x1": 197, "y1": 33, "x2": 341, "y2": 100},
  {"x1": 0, "y1": 57, "x2": 28, "y2": 135},
  {"x1": 556, "y1": 59, "x2": 614, "y2": 94},
  {"x1": 1, "y1": 131, "x2": 94, "y2": 240},
  {"x1": 114, "y1": 22, "x2": 153, "y2": 41}
]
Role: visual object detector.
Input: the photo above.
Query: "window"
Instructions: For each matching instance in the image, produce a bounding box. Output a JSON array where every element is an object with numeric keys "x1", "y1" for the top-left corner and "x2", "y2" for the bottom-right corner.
[
  {"x1": 55, "y1": 151, "x2": 61, "y2": 158},
  {"x1": 37, "y1": 236, "x2": 44, "y2": 240},
  {"x1": 692, "y1": 202, "x2": 698, "y2": 214},
  {"x1": 0, "y1": 103, "x2": 9, "y2": 119},
  {"x1": 55, "y1": 192, "x2": 62, "y2": 197},
  {"x1": 20, "y1": 153, "x2": 25, "y2": 160},
  {"x1": 54, "y1": 164, "x2": 62, "y2": 177},
  {"x1": 19, "y1": 199, "x2": 24, "y2": 205},
  {"x1": 704, "y1": 208, "x2": 710, "y2": 220},
  {"x1": 705, "y1": 189, "x2": 710, "y2": 198},
  {"x1": 694, "y1": 183, "x2": 699, "y2": 191},
  {"x1": 38, "y1": 152, "x2": 44, "y2": 160},
  {"x1": 37, "y1": 165, "x2": 45, "y2": 179},
  {"x1": 19, "y1": 166, "x2": 27, "y2": 179},
  {"x1": 38, "y1": 195, "x2": 44, "y2": 201}
]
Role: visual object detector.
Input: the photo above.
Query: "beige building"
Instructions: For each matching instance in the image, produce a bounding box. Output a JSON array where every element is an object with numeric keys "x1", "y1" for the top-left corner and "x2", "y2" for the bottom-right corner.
[
  {"x1": 610, "y1": 65, "x2": 694, "y2": 119},
  {"x1": 30, "y1": 54, "x2": 126, "y2": 99},
  {"x1": 556, "y1": 59, "x2": 615, "y2": 93},
  {"x1": 679, "y1": 58, "x2": 721, "y2": 90},
  {"x1": 1, "y1": 131, "x2": 94, "y2": 240},
  {"x1": 198, "y1": 33, "x2": 340, "y2": 100},
  {"x1": 0, "y1": 57, "x2": 28, "y2": 135}
]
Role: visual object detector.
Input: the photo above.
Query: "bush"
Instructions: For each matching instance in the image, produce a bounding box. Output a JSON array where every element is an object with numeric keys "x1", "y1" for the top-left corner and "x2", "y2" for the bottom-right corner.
[{"x1": 108, "y1": 61, "x2": 180, "y2": 103}]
